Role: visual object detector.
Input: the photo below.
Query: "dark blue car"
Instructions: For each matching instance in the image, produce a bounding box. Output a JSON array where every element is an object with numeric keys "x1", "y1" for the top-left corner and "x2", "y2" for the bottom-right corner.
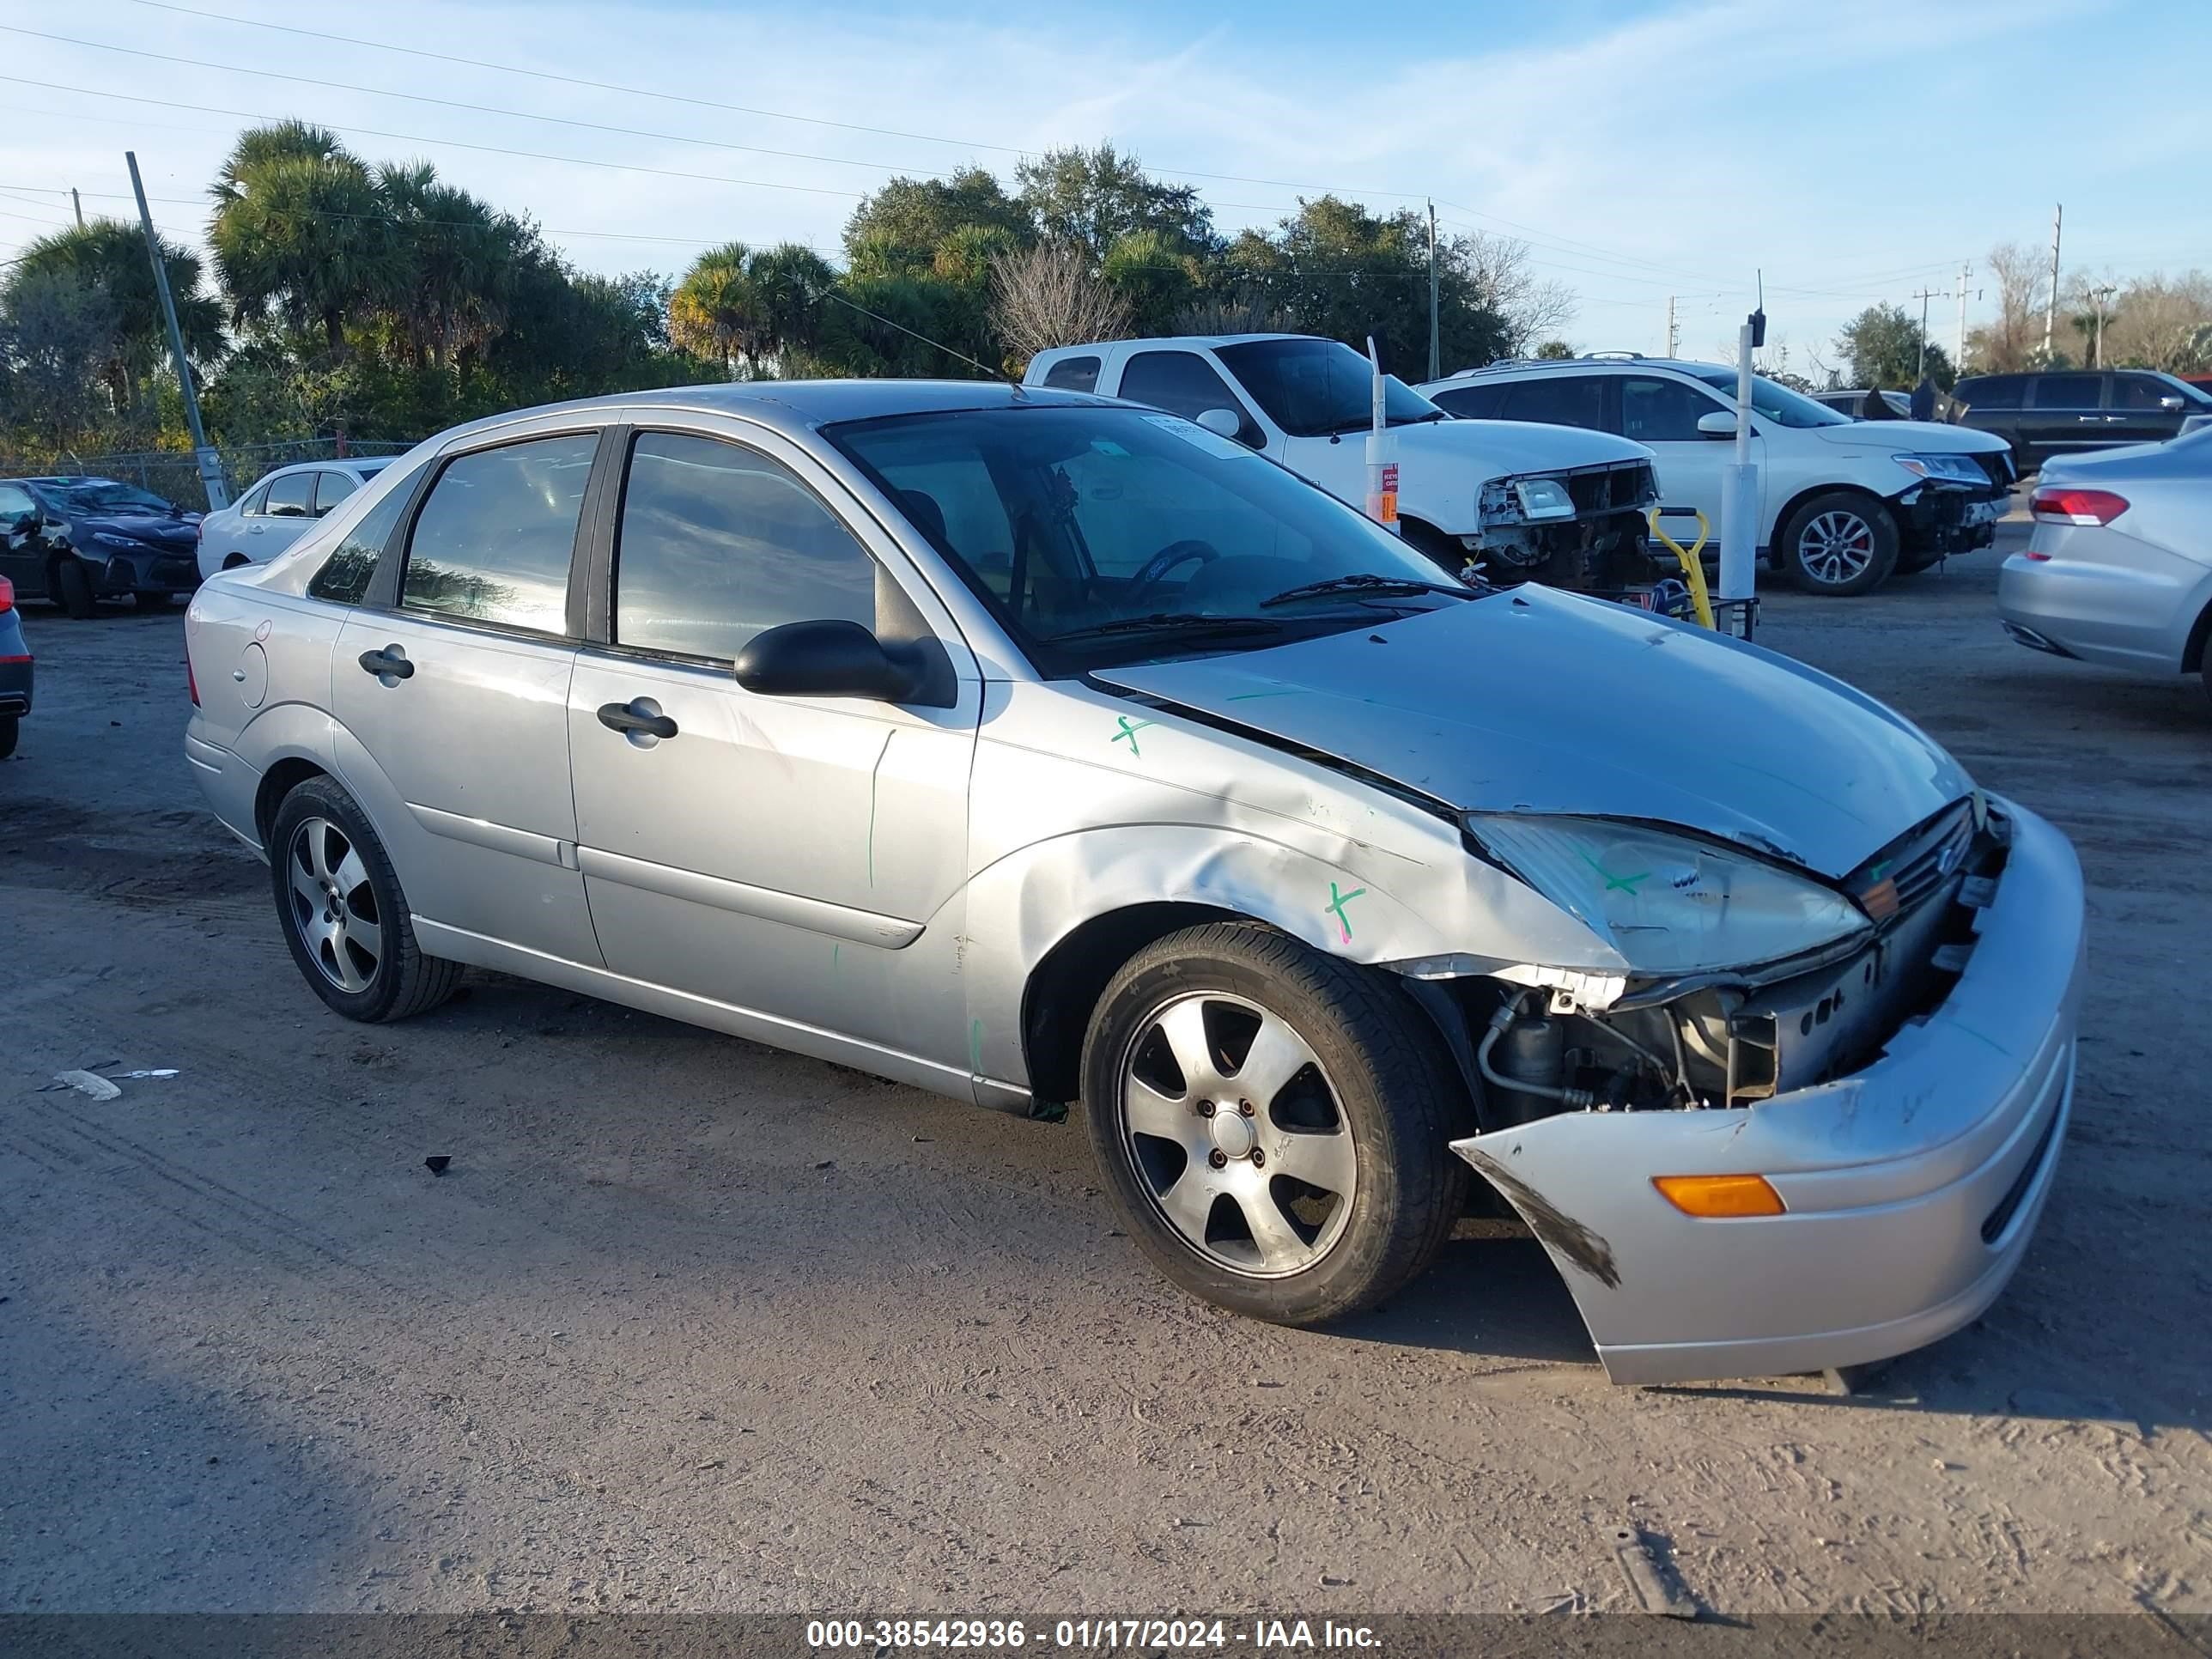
[{"x1": 0, "y1": 476, "x2": 204, "y2": 617}]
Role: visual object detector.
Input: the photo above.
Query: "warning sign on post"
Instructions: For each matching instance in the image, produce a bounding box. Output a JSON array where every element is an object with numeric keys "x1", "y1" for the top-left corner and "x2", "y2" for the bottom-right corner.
[{"x1": 1379, "y1": 462, "x2": 1399, "y2": 524}]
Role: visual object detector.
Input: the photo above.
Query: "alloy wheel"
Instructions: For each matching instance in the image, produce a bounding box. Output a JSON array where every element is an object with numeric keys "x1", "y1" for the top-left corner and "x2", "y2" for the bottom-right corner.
[
  {"x1": 1117, "y1": 991, "x2": 1358, "y2": 1279},
  {"x1": 1798, "y1": 509, "x2": 1876, "y2": 586},
  {"x1": 286, "y1": 816, "x2": 383, "y2": 994}
]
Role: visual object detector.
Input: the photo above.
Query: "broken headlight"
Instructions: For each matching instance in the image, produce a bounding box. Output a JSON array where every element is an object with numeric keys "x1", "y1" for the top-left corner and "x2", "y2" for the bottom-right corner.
[
  {"x1": 1510, "y1": 477, "x2": 1577, "y2": 520},
  {"x1": 1465, "y1": 815, "x2": 1873, "y2": 975}
]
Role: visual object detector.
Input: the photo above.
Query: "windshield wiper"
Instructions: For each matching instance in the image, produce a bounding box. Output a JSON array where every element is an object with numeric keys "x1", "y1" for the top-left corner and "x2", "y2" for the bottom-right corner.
[
  {"x1": 1259, "y1": 574, "x2": 1476, "y2": 608},
  {"x1": 1043, "y1": 612, "x2": 1288, "y2": 643}
]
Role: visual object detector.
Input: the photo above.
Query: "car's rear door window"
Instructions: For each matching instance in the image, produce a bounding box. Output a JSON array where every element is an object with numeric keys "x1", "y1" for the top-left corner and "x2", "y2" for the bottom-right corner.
[
  {"x1": 1428, "y1": 384, "x2": 1506, "y2": 417},
  {"x1": 1041, "y1": 355, "x2": 1102, "y2": 392},
  {"x1": 1501, "y1": 374, "x2": 1608, "y2": 430},
  {"x1": 313, "y1": 471, "x2": 359, "y2": 516},
  {"x1": 264, "y1": 471, "x2": 313, "y2": 519},
  {"x1": 308, "y1": 474, "x2": 416, "y2": 605},
  {"x1": 611, "y1": 432, "x2": 876, "y2": 663},
  {"x1": 400, "y1": 433, "x2": 597, "y2": 634},
  {"x1": 2028, "y1": 374, "x2": 2102, "y2": 410}
]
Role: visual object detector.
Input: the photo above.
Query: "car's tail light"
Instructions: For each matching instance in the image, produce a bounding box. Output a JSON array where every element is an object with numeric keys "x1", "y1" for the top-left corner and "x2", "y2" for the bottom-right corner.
[
  {"x1": 2031, "y1": 486, "x2": 2130, "y2": 526},
  {"x1": 0, "y1": 574, "x2": 13, "y2": 612}
]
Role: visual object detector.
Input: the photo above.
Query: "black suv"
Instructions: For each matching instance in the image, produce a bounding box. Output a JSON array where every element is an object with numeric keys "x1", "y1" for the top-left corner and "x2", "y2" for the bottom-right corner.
[
  {"x1": 0, "y1": 477, "x2": 204, "y2": 617},
  {"x1": 1952, "y1": 369, "x2": 2212, "y2": 470}
]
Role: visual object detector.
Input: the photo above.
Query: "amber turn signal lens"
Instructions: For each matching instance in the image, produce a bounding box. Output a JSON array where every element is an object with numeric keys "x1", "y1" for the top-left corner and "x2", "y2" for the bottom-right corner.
[{"x1": 1652, "y1": 1174, "x2": 1785, "y2": 1218}]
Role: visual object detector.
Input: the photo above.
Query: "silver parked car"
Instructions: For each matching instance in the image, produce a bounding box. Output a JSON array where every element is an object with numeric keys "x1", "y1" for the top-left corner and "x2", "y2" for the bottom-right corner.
[
  {"x1": 1998, "y1": 426, "x2": 2212, "y2": 705},
  {"x1": 184, "y1": 381, "x2": 2084, "y2": 1385}
]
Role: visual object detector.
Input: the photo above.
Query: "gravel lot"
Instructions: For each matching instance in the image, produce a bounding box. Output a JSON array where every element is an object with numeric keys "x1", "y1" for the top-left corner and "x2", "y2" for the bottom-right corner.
[{"x1": 4, "y1": 527, "x2": 2209, "y2": 1619}]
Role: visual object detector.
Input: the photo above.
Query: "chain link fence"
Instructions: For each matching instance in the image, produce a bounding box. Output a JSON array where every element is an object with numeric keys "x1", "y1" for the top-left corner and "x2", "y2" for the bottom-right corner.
[{"x1": 2, "y1": 439, "x2": 420, "y2": 513}]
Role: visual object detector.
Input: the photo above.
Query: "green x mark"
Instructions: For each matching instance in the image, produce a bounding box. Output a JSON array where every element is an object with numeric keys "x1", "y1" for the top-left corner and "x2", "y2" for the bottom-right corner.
[
  {"x1": 1111, "y1": 715, "x2": 1157, "y2": 756},
  {"x1": 1577, "y1": 848, "x2": 1652, "y2": 895},
  {"x1": 1325, "y1": 880, "x2": 1366, "y2": 944}
]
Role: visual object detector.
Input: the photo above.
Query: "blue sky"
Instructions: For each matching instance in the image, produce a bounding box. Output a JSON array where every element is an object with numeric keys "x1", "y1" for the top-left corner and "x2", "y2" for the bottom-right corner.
[{"x1": 2, "y1": 0, "x2": 2205, "y2": 371}]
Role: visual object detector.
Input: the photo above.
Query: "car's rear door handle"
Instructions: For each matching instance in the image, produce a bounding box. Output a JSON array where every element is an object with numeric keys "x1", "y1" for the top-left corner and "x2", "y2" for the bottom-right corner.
[
  {"x1": 597, "y1": 700, "x2": 678, "y2": 740},
  {"x1": 356, "y1": 645, "x2": 414, "y2": 680}
]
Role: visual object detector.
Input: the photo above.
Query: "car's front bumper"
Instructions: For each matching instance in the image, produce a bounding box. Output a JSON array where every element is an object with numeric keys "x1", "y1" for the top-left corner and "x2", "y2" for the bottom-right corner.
[
  {"x1": 1450, "y1": 799, "x2": 2082, "y2": 1385},
  {"x1": 82, "y1": 544, "x2": 202, "y2": 597},
  {"x1": 1997, "y1": 528, "x2": 2209, "y2": 675}
]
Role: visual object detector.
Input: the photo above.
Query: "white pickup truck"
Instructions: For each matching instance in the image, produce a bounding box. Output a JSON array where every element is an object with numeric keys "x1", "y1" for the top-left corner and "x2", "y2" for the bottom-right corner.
[{"x1": 1023, "y1": 333, "x2": 1663, "y2": 590}]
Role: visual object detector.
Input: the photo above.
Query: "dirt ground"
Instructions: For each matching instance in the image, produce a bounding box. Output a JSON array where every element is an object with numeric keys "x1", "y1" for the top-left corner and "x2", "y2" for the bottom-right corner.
[{"x1": 3, "y1": 527, "x2": 2209, "y2": 1620}]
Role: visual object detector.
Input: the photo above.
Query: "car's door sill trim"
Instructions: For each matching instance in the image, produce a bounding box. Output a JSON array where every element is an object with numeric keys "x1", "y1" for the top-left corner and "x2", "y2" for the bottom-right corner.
[
  {"x1": 411, "y1": 917, "x2": 974, "y2": 1103},
  {"x1": 575, "y1": 844, "x2": 922, "y2": 949},
  {"x1": 409, "y1": 802, "x2": 569, "y2": 868}
]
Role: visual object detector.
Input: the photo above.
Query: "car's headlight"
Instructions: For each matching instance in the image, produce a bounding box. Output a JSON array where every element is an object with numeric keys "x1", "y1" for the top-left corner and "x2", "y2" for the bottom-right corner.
[
  {"x1": 1511, "y1": 477, "x2": 1576, "y2": 520},
  {"x1": 1893, "y1": 453, "x2": 1988, "y2": 484},
  {"x1": 1465, "y1": 815, "x2": 1872, "y2": 975},
  {"x1": 90, "y1": 531, "x2": 143, "y2": 549}
]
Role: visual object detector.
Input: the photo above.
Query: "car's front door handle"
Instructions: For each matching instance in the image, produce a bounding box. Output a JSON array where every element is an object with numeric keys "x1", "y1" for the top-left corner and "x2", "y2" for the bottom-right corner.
[
  {"x1": 356, "y1": 645, "x2": 414, "y2": 680},
  {"x1": 597, "y1": 700, "x2": 678, "y2": 740}
]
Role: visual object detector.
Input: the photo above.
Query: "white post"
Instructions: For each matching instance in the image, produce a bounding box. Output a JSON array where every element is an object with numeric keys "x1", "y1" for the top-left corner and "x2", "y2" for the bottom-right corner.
[
  {"x1": 1956, "y1": 263, "x2": 1972, "y2": 370},
  {"x1": 1717, "y1": 320, "x2": 1757, "y2": 607},
  {"x1": 1364, "y1": 335, "x2": 1399, "y2": 534},
  {"x1": 2043, "y1": 204, "x2": 2062, "y2": 364}
]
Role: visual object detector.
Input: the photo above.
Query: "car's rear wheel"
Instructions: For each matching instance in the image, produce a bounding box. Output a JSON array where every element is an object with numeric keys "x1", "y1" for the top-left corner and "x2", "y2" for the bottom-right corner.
[
  {"x1": 1781, "y1": 493, "x2": 1899, "y2": 596},
  {"x1": 53, "y1": 559, "x2": 96, "y2": 619},
  {"x1": 269, "y1": 775, "x2": 463, "y2": 1023},
  {"x1": 1080, "y1": 921, "x2": 1468, "y2": 1325}
]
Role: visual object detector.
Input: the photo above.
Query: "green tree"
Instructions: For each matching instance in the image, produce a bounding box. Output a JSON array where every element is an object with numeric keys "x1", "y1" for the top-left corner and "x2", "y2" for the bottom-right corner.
[
  {"x1": 1837, "y1": 302, "x2": 1955, "y2": 390},
  {"x1": 0, "y1": 270, "x2": 126, "y2": 453},
  {"x1": 1103, "y1": 229, "x2": 1200, "y2": 336},
  {"x1": 668, "y1": 242, "x2": 836, "y2": 375},
  {"x1": 209, "y1": 122, "x2": 401, "y2": 355},
  {"x1": 1533, "y1": 338, "x2": 1575, "y2": 359},
  {"x1": 1015, "y1": 144, "x2": 1217, "y2": 260},
  {"x1": 376, "y1": 163, "x2": 531, "y2": 369},
  {"x1": 842, "y1": 168, "x2": 1030, "y2": 280},
  {"x1": 1223, "y1": 197, "x2": 1509, "y2": 372},
  {"x1": 8, "y1": 220, "x2": 222, "y2": 412}
]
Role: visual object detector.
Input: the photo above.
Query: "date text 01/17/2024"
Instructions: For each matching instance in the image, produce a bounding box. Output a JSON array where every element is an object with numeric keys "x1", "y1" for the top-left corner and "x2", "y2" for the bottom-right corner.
[{"x1": 805, "y1": 1618, "x2": 1382, "y2": 1650}]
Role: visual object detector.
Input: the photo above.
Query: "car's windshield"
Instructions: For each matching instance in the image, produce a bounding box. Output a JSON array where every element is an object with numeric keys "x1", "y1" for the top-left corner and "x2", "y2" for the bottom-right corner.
[
  {"x1": 1214, "y1": 338, "x2": 1444, "y2": 436},
  {"x1": 1682, "y1": 367, "x2": 1855, "y2": 428},
  {"x1": 45, "y1": 480, "x2": 176, "y2": 515},
  {"x1": 827, "y1": 404, "x2": 1476, "y2": 667}
]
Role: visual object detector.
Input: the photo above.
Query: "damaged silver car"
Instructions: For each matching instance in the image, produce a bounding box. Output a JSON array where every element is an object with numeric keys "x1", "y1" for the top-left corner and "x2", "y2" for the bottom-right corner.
[{"x1": 183, "y1": 380, "x2": 2084, "y2": 1385}]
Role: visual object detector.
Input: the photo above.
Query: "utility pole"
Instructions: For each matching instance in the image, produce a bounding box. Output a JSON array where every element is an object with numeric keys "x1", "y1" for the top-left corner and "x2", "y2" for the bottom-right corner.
[
  {"x1": 71, "y1": 186, "x2": 84, "y2": 228},
  {"x1": 1425, "y1": 200, "x2": 1439, "y2": 381},
  {"x1": 126, "y1": 151, "x2": 228, "y2": 510},
  {"x1": 1665, "y1": 295, "x2": 1679, "y2": 357},
  {"x1": 2042, "y1": 203, "x2": 2063, "y2": 364},
  {"x1": 1910, "y1": 285, "x2": 1947, "y2": 378},
  {"x1": 1955, "y1": 261, "x2": 1973, "y2": 369},
  {"x1": 2087, "y1": 283, "x2": 2118, "y2": 368}
]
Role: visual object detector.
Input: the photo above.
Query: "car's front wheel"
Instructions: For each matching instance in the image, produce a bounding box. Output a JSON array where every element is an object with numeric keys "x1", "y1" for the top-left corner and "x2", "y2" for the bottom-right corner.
[
  {"x1": 53, "y1": 559, "x2": 96, "y2": 619},
  {"x1": 1781, "y1": 492, "x2": 1899, "y2": 596},
  {"x1": 268, "y1": 775, "x2": 463, "y2": 1023},
  {"x1": 1081, "y1": 921, "x2": 1468, "y2": 1325}
]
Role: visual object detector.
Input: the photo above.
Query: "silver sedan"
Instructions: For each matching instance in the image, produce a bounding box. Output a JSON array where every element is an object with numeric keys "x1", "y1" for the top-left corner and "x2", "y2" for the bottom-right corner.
[
  {"x1": 1998, "y1": 426, "x2": 2212, "y2": 704},
  {"x1": 183, "y1": 380, "x2": 2082, "y2": 1385}
]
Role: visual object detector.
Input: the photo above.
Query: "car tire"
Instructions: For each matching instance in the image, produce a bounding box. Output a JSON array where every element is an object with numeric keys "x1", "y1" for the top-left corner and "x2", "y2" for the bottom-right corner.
[
  {"x1": 0, "y1": 714, "x2": 16, "y2": 760},
  {"x1": 1780, "y1": 492, "x2": 1899, "y2": 596},
  {"x1": 268, "y1": 775, "x2": 464, "y2": 1024},
  {"x1": 1079, "y1": 921, "x2": 1469, "y2": 1326},
  {"x1": 53, "y1": 559, "x2": 97, "y2": 619}
]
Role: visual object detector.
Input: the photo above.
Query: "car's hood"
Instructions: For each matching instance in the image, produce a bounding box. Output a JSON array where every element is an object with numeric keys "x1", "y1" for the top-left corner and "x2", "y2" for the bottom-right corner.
[
  {"x1": 73, "y1": 513, "x2": 198, "y2": 549},
  {"x1": 1808, "y1": 419, "x2": 2008, "y2": 455},
  {"x1": 1408, "y1": 418, "x2": 1651, "y2": 475},
  {"x1": 1092, "y1": 586, "x2": 1971, "y2": 878}
]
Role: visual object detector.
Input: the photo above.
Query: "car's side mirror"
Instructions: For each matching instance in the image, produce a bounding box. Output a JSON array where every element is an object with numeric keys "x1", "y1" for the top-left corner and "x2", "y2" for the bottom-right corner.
[
  {"x1": 2160, "y1": 395, "x2": 2185, "y2": 411},
  {"x1": 1696, "y1": 410, "x2": 1738, "y2": 439},
  {"x1": 1194, "y1": 408, "x2": 1243, "y2": 440},
  {"x1": 733, "y1": 618, "x2": 937, "y2": 706}
]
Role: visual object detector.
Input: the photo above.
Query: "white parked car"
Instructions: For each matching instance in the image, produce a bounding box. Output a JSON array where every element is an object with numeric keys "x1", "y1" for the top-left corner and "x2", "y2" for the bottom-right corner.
[
  {"x1": 1023, "y1": 335, "x2": 1664, "y2": 593},
  {"x1": 197, "y1": 459, "x2": 392, "y2": 580},
  {"x1": 1419, "y1": 357, "x2": 2016, "y2": 595}
]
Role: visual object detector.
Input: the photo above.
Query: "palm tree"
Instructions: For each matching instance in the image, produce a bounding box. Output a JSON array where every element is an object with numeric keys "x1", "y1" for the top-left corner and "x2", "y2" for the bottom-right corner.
[
  {"x1": 668, "y1": 243, "x2": 761, "y2": 376},
  {"x1": 208, "y1": 123, "x2": 399, "y2": 355},
  {"x1": 8, "y1": 220, "x2": 222, "y2": 410},
  {"x1": 377, "y1": 163, "x2": 528, "y2": 369}
]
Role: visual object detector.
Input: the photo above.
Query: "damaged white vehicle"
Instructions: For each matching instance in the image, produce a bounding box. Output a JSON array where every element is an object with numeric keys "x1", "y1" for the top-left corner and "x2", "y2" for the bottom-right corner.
[{"x1": 183, "y1": 380, "x2": 2082, "y2": 1386}]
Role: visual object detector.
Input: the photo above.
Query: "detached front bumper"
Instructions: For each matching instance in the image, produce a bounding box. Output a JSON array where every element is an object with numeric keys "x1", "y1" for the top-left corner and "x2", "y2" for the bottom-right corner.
[
  {"x1": 1451, "y1": 799, "x2": 2082, "y2": 1385},
  {"x1": 1896, "y1": 481, "x2": 2008, "y2": 555}
]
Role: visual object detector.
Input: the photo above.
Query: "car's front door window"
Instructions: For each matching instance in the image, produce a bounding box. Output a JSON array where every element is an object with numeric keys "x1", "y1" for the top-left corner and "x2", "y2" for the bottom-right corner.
[
  {"x1": 1119, "y1": 351, "x2": 1264, "y2": 447},
  {"x1": 612, "y1": 433, "x2": 877, "y2": 662},
  {"x1": 264, "y1": 472, "x2": 313, "y2": 519}
]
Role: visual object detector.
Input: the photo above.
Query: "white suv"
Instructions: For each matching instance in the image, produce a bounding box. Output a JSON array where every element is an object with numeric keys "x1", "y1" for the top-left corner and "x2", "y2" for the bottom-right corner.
[{"x1": 1418, "y1": 357, "x2": 2015, "y2": 595}]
